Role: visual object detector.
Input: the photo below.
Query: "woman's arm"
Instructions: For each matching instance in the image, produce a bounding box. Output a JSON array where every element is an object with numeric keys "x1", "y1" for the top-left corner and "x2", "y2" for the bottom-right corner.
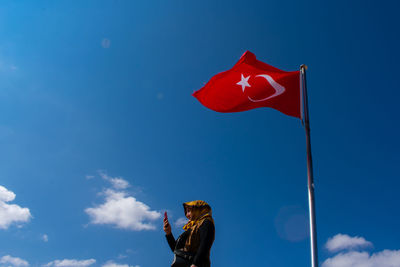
[
  {"x1": 192, "y1": 220, "x2": 215, "y2": 267},
  {"x1": 165, "y1": 233, "x2": 176, "y2": 252},
  {"x1": 164, "y1": 217, "x2": 176, "y2": 251}
]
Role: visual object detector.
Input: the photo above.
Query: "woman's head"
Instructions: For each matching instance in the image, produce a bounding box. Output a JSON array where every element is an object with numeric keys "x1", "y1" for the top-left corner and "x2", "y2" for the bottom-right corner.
[
  {"x1": 185, "y1": 206, "x2": 194, "y2": 220},
  {"x1": 183, "y1": 200, "x2": 211, "y2": 221}
]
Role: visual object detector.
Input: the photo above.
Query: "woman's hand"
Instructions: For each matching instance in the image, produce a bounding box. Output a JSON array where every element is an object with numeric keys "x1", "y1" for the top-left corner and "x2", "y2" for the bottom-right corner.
[{"x1": 163, "y1": 217, "x2": 171, "y2": 235}]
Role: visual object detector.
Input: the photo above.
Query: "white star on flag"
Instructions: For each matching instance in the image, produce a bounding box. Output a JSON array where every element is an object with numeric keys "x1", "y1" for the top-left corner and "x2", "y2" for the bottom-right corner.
[{"x1": 237, "y1": 74, "x2": 251, "y2": 92}]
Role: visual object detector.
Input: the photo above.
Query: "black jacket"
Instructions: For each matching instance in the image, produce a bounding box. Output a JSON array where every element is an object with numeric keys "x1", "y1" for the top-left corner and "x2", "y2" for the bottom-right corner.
[{"x1": 166, "y1": 219, "x2": 215, "y2": 267}]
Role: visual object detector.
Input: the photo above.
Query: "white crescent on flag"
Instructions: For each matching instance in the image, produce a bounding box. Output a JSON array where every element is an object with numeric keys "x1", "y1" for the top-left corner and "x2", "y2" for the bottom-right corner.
[{"x1": 247, "y1": 74, "x2": 286, "y2": 102}]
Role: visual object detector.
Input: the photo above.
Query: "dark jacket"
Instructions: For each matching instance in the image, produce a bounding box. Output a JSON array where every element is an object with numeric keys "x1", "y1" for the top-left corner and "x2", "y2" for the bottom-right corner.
[{"x1": 166, "y1": 219, "x2": 215, "y2": 267}]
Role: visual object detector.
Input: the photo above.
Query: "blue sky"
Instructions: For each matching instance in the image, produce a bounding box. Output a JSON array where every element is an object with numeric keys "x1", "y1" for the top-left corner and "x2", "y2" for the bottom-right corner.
[{"x1": 0, "y1": 0, "x2": 399, "y2": 266}]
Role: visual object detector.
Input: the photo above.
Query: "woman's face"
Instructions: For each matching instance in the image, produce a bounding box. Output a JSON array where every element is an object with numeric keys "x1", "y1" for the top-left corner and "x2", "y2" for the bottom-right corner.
[{"x1": 185, "y1": 207, "x2": 193, "y2": 220}]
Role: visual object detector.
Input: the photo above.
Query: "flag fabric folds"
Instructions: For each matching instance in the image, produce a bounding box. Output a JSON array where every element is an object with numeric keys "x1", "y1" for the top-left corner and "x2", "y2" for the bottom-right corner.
[{"x1": 193, "y1": 51, "x2": 301, "y2": 118}]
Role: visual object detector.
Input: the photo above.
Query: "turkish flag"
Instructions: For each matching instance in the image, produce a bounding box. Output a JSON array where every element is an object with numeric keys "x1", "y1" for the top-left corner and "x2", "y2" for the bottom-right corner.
[{"x1": 193, "y1": 51, "x2": 301, "y2": 118}]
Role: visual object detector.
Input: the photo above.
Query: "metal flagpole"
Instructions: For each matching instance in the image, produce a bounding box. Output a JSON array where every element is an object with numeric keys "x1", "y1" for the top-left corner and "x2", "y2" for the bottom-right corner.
[{"x1": 300, "y1": 64, "x2": 319, "y2": 267}]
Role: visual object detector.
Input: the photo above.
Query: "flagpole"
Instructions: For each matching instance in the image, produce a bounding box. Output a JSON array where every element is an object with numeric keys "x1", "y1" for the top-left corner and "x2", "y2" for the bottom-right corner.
[{"x1": 300, "y1": 64, "x2": 319, "y2": 267}]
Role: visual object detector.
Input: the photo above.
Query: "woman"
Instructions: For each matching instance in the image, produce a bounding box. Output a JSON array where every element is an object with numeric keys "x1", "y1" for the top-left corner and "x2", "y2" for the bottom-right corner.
[{"x1": 163, "y1": 200, "x2": 215, "y2": 267}]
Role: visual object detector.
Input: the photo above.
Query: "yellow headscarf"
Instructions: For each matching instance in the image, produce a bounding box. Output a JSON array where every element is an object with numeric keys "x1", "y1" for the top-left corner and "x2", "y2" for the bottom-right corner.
[{"x1": 182, "y1": 200, "x2": 214, "y2": 253}]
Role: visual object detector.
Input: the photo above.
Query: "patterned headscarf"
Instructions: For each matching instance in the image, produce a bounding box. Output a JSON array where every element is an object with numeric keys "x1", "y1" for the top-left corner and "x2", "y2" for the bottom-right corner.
[{"x1": 182, "y1": 200, "x2": 214, "y2": 253}]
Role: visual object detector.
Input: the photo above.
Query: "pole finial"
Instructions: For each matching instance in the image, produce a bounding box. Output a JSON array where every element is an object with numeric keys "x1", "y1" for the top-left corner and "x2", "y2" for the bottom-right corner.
[{"x1": 300, "y1": 64, "x2": 308, "y2": 70}]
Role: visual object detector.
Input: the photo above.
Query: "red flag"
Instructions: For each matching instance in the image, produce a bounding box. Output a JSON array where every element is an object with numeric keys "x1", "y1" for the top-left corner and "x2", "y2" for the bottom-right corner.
[{"x1": 193, "y1": 51, "x2": 301, "y2": 118}]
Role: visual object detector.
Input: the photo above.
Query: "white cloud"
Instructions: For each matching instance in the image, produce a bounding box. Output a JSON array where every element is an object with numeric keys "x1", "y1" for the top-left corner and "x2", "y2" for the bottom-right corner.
[
  {"x1": 102, "y1": 261, "x2": 139, "y2": 267},
  {"x1": 0, "y1": 185, "x2": 31, "y2": 229},
  {"x1": 323, "y1": 234, "x2": 400, "y2": 267},
  {"x1": 98, "y1": 172, "x2": 130, "y2": 190},
  {"x1": 174, "y1": 217, "x2": 188, "y2": 228},
  {"x1": 44, "y1": 259, "x2": 96, "y2": 267},
  {"x1": 0, "y1": 255, "x2": 29, "y2": 267},
  {"x1": 41, "y1": 234, "x2": 48, "y2": 242},
  {"x1": 85, "y1": 189, "x2": 161, "y2": 231},
  {"x1": 85, "y1": 175, "x2": 95, "y2": 180},
  {"x1": 118, "y1": 249, "x2": 135, "y2": 259},
  {"x1": 109, "y1": 178, "x2": 129, "y2": 190},
  {"x1": 326, "y1": 234, "x2": 373, "y2": 252},
  {"x1": 322, "y1": 250, "x2": 400, "y2": 267},
  {"x1": 117, "y1": 254, "x2": 127, "y2": 260}
]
